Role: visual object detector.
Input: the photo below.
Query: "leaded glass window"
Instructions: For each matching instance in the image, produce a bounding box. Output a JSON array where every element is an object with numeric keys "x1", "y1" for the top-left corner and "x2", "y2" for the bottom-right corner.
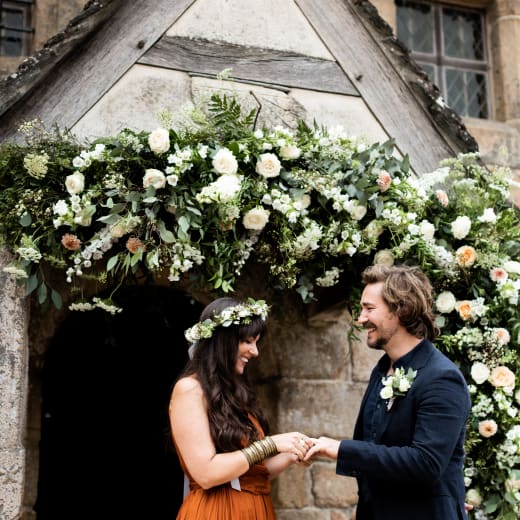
[
  {"x1": 396, "y1": 0, "x2": 489, "y2": 118},
  {"x1": 0, "y1": 0, "x2": 33, "y2": 56}
]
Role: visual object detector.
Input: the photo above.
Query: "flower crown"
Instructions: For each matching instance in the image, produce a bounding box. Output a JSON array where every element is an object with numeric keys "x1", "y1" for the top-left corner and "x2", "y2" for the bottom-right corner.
[{"x1": 184, "y1": 298, "x2": 270, "y2": 344}]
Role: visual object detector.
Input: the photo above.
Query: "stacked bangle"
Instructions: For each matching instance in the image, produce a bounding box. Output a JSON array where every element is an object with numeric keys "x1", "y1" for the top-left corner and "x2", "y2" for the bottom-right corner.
[{"x1": 241, "y1": 436, "x2": 279, "y2": 466}]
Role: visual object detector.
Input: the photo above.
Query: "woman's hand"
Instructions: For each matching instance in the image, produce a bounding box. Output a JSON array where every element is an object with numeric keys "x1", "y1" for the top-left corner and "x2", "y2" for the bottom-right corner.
[
  {"x1": 304, "y1": 436, "x2": 340, "y2": 461},
  {"x1": 270, "y1": 432, "x2": 314, "y2": 461}
]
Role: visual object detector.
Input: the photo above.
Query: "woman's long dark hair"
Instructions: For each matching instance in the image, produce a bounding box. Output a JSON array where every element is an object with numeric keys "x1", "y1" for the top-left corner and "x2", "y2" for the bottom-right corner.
[{"x1": 180, "y1": 297, "x2": 269, "y2": 452}]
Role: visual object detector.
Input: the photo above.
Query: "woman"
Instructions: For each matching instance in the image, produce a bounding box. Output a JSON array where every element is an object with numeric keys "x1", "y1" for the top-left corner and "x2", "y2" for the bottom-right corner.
[{"x1": 169, "y1": 297, "x2": 312, "y2": 519}]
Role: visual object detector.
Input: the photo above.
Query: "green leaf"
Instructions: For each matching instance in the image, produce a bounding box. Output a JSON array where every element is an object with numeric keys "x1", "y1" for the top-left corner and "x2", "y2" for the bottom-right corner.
[
  {"x1": 37, "y1": 282, "x2": 48, "y2": 304},
  {"x1": 97, "y1": 214, "x2": 120, "y2": 224},
  {"x1": 178, "y1": 215, "x2": 190, "y2": 233},
  {"x1": 106, "y1": 254, "x2": 119, "y2": 271},
  {"x1": 51, "y1": 289, "x2": 62, "y2": 309},
  {"x1": 158, "y1": 220, "x2": 176, "y2": 243},
  {"x1": 19, "y1": 212, "x2": 32, "y2": 227},
  {"x1": 26, "y1": 274, "x2": 38, "y2": 295}
]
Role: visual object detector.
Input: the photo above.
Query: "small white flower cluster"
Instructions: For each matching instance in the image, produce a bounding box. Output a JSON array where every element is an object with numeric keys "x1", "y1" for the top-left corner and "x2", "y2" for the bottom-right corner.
[
  {"x1": 68, "y1": 297, "x2": 122, "y2": 315},
  {"x1": 315, "y1": 266, "x2": 342, "y2": 287},
  {"x1": 23, "y1": 152, "x2": 49, "y2": 179},
  {"x1": 184, "y1": 299, "x2": 269, "y2": 344},
  {"x1": 167, "y1": 242, "x2": 204, "y2": 282}
]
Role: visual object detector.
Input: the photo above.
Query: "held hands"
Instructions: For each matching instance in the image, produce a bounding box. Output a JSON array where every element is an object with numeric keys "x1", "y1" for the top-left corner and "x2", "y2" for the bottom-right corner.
[
  {"x1": 303, "y1": 436, "x2": 341, "y2": 462},
  {"x1": 271, "y1": 432, "x2": 315, "y2": 462}
]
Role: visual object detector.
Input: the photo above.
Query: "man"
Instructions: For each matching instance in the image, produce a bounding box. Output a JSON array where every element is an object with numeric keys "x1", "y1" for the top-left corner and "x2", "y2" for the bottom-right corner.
[{"x1": 305, "y1": 264, "x2": 470, "y2": 520}]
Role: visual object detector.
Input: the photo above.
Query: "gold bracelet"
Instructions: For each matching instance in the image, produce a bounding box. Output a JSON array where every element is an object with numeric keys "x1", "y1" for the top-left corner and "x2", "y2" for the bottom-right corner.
[{"x1": 241, "y1": 437, "x2": 279, "y2": 467}]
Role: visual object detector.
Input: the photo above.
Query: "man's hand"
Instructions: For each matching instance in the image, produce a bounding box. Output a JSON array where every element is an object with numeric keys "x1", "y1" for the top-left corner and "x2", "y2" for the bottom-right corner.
[{"x1": 304, "y1": 436, "x2": 341, "y2": 461}]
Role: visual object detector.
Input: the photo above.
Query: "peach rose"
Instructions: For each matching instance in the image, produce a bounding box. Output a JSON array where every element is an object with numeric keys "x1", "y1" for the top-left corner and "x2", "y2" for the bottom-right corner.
[
  {"x1": 455, "y1": 300, "x2": 472, "y2": 321},
  {"x1": 456, "y1": 245, "x2": 477, "y2": 268},
  {"x1": 126, "y1": 237, "x2": 146, "y2": 254},
  {"x1": 61, "y1": 233, "x2": 81, "y2": 251},
  {"x1": 490, "y1": 366, "x2": 515, "y2": 388},
  {"x1": 478, "y1": 419, "x2": 498, "y2": 438},
  {"x1": 377, "y1": 171, "x2": 391, "y2": 192},
  {"x1": 435, "y1": 189, "x2": 449, "y2": 207}
]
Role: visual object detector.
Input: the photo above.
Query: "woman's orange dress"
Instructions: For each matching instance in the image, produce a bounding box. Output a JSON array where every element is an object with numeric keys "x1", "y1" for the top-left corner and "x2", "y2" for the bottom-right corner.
[{"x1": 175, "y1": 417, "x2": 276, "y2": 519}]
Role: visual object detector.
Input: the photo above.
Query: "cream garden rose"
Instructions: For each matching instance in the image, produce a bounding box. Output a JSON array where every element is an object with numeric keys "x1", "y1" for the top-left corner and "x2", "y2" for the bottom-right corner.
[
  {"x1": 490, "y1": 366, "x2": 515, "y2": 388},
  {"x1": 148, "y1": 128, "x2": 170, "y2": 154},
  {"x1": 471, "y1": 362, "x2": 490, "y2": 385},
  {"x1": 451, "y1": 215, "x2": 471, "y2": 239},
  {"x1": 65, "y1": 171, "x2": 85, "y2": 195},
  {"x1": 256, "y1": 153, "x2": 281, "y2": 178},
  {"x1": 212, "y1": 147, "x2": 238, "y2": 175},
  {"x1": 143, "y1": 168, "x2": 166, "y2": 190},
  {"x1": 466, "y1": 488, "x2": 482, "y2": 507},
  {"x1": 279, "y1": 144, "x2": 301, "y2": 160},
  {"x1": 456, "y1": 245, "x2": 477, "y2": 268},
  {"x1": 435, "y1": 291, "x2": 456, "y2": 314},
  {"x1": 242, "y1": 207, "x2": 270, "y2": 231},
  {"x1": 374, "y1": 249, "x2": 394, "y2": 267}
]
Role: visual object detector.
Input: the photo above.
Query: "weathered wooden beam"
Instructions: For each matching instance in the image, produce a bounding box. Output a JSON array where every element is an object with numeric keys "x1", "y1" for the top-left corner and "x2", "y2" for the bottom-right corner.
[
  {"x1": 0, "y1": 0, "x2": 197, "y2": 141},
  {"x1": 295, "y1": 0, "x2": 459, "y2": 172},
  {"x1": 138, "y1": 35, "x2": 358, "y2": 97}
]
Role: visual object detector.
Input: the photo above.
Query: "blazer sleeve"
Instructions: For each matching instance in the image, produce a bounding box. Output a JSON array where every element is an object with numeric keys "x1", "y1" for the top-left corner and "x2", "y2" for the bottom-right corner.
[{"x1": 336, "y1": 365, "x2": 470, "y2": 484}]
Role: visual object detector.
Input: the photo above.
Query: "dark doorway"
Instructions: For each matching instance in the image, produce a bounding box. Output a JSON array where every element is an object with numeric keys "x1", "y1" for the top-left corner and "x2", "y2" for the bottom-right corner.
[{"x1": 35, "y1": 286, "x2": 203, "y2": 519}]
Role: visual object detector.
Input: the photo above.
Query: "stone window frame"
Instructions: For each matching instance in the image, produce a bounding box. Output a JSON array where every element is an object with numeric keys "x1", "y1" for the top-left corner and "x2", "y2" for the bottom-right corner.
[
  {"x1": 0, "y1": 0, "x2": 34, "y2": 57},
  {"x1": 395, "y1": 0, "x2": 491, "y2": 119}
]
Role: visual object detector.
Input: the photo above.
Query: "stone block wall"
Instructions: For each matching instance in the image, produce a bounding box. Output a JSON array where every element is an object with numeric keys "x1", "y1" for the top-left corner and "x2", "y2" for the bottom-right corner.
[{"x1": 253, "y1": 298, "x2": 382, "y2": 518}]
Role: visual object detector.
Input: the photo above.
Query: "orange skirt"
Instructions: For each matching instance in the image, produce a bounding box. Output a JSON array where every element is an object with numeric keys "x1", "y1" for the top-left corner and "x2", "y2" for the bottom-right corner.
[{"x1": 176, "y1": 484, "x2": 276, "y2": 519}]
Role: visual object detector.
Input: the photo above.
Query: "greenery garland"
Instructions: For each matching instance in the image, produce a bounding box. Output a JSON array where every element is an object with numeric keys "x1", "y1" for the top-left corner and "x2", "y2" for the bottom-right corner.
[{"x1": 1, "y1": 93, "x2": 520, "y2": 518}]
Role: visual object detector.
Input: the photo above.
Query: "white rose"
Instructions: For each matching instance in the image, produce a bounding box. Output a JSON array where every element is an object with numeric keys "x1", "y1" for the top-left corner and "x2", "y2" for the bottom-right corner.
[
  {"x1": 466, "y1": 488, "x2": 482, "y2": 507},
  {"x1": 478, "y1": 208, "x2": 497, "y2": 224},
  {"x1": 256, "y1": 153, "x2": 281, "y2": 178},
  {"x1": 504, "y1": 260, "x2": 520, "y2": 275},
  {"x1": 451, "y1": 215, "x2": 471, "y2": 239},
  {"x1": 350, "y1": 203, "x2": 367, "y2": 221},
  {"x1": 419, "y1": 220, "x2": 435, "y2": 241},
  {"x1": 374, "y1": 249, "x2": 394, "y2": 267},
  {"x1": 243, "y1": 207, "x2": 270, "y2": 231},
  {"x1": 435, "y1": 291, "x2": 456, "y2": 313},
  {"x1": 143, "y1": 168, "x2": 166, "y2": 190},
  {"x1": 380, "y1": 386, "x2": 393, "y2": 399},
  {"x1": 212, "y1": 148, "x2": 238, "y2": 175},
  {"x1": 279, "y1": 144, "x2": 301, "y2": 160},
  {"x1": 471, "y1": 362, "x2": 490, "y2": 385},
  {"x1": 53, "y1": 200, "x2": 69, "y2": 216},
  {"x1": 398, "y1": 378, "x2": 411, "y2": 392},
  {"x1": 148, "y1": 128, "x2": 170, "y2": 154},
  {"x1": 213, "y1": 174, "x2": 242, "y2": 202},
  {"x1": 65, "y1": 172, "x2": 85, "y2": 195}
]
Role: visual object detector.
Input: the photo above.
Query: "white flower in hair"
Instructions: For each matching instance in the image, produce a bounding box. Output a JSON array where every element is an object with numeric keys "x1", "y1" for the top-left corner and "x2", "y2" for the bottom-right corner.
[{"x1": 184, "y1": 299, "x2": 270, "y2": 344}]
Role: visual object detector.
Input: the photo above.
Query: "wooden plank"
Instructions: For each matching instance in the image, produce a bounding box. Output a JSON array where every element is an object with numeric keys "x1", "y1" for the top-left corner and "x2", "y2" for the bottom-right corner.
[
  {"x1": 294, "y1": 0, "x2": 458, "y2": 172},
  {"x1": 0, "y1": 0, "x2": 197, "y2": 141},
  {"x1": 138, "y1": 35, "x2": 358, "y2": 97}
]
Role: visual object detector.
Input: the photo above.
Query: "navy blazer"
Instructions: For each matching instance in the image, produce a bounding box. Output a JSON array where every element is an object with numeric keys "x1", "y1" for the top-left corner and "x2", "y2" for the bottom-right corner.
[{"x1": 336, "y1": 340, "x2": 470, "y2": 520}]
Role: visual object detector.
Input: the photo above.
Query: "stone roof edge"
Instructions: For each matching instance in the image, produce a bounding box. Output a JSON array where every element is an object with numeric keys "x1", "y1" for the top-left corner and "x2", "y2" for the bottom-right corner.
[
  {"x1": 354, "y1": 0, "x2": 479, "y2": 153},
  {"x1": 0, "y1": 0, "x2": 121, "y2": 119}
]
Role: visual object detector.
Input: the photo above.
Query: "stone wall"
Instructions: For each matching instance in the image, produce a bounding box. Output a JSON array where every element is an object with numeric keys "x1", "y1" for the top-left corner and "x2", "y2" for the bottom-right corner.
[
  {"x1": 0, "y1": 251, "x2": 30, "y2": 520},
  {"x1": 251, "y1": 297, "x2": 382, "y2": 518}
]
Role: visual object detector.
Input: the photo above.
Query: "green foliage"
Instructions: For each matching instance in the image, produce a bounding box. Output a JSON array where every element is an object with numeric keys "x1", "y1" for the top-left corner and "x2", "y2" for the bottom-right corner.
[{"x1": 1, "y1": 95, "x2": 520, "y2": 517}]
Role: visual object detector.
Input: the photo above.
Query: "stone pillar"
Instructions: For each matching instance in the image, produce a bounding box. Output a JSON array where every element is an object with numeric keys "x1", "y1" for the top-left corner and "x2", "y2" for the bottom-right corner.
[
  {"x1": 0, "y1": 250, "x2": 30, "y2": 520},
  {"x1": 489, "y1": 0, "x2": 520, "y2": 128}
]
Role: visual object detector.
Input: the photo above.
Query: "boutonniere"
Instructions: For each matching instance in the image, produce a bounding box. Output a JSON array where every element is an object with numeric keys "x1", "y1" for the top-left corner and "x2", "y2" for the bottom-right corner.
[{"x1": 380, "y1": 367, "x2": 417, "y2": 411}]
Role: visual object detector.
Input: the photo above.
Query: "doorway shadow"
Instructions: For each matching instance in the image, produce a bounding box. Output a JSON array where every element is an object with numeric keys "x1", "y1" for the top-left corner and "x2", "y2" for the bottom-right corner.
[{"x1": 35, "y1": 286, "x2": 203, "y2": 519}]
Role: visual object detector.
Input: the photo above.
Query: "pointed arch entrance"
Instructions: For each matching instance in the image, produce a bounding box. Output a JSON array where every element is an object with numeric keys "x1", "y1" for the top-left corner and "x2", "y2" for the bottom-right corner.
[{"x1": 34, "y1": 286, "x2": 203, "y2": 518}]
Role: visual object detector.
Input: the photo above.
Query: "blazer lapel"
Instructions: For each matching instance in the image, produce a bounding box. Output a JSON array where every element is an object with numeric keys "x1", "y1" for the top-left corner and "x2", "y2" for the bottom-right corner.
[{"x1": 375, "y1": 340, "x2": 435, "y2": 441}]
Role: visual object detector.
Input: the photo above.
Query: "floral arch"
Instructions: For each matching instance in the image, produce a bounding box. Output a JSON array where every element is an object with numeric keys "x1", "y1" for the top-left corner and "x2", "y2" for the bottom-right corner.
[{"x1": 1, "y1": 94, "x2": 519, "y2": 518}]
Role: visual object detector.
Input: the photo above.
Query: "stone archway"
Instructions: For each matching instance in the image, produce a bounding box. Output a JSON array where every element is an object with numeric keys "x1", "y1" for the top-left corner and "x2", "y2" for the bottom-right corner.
[{"x1": 31, "y1": 285, "x2": 203, "y2": 518}]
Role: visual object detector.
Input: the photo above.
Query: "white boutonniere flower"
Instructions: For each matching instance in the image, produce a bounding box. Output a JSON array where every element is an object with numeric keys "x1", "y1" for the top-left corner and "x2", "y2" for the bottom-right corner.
[{"x1": 380, "y1": 367, "x2": 417, "y2": 411}]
